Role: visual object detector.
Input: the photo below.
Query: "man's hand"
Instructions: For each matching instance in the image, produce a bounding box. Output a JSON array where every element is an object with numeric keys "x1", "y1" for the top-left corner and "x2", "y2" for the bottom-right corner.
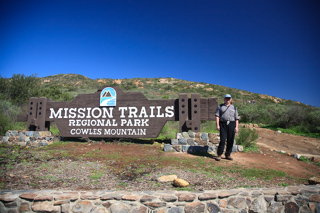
[
  {"x1": 215, "y1": 116, "x2": 220, "y2": 131},
  {"x1": 235, "y1": 127, "x2": 238, "y2": 133}
]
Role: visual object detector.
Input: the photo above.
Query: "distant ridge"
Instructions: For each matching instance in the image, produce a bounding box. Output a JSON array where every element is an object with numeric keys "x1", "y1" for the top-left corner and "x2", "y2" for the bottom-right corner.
[{"x1": 39, "y1": 74, "x2": 304, "y2": 106}]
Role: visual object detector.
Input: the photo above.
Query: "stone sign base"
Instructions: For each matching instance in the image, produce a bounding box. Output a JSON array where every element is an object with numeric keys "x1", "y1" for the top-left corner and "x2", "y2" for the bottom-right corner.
[
  {"x1": 0, "y1": 130, "x2": 55, "y2": 147},
  {"x1": 164, "y1": 132, "x2": 243, "y2": 154}
]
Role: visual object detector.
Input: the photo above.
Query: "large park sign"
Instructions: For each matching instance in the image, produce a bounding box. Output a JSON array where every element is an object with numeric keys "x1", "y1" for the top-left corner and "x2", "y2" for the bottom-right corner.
[{"x1": 26, "y1": 86, "x2": 217, "y2": 138}]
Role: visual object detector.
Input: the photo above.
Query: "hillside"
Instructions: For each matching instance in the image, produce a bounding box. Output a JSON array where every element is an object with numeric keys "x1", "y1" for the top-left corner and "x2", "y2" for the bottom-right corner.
[
  {"x1": 40, "y1": 74, "x2": 291, "y2": 106},
  {"x1": 1, "y1": 73, "x2": 318, "y2": 139}
]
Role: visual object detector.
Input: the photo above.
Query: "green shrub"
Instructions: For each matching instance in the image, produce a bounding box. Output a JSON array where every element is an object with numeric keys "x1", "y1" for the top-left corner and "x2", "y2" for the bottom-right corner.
[
  {"x1": 0, "y1": 112, "x2": 12, "y2": 135},
  {"x1": 5, "y1": 73, "x2": 42, "y2": 105},
  {"x1": 41, "y1": 86, "x2": 73, "y2": 101},
  {"x1": 157, "y1": 121, "x2": 179, "y2": 139},
  {"x1": 201, "y1": 121, "x2": 218, "y2": 133},
  {"x1": 239, "y1": 103, "x2": 320, "y2": 137},
  {"x1": 236, "y1": 127, "x2": 259, "y2": 148}
]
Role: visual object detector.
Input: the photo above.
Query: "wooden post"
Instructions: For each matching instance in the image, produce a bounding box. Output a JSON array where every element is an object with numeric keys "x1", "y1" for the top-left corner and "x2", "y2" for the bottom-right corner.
[
  {"x1": 27, "y1": 97, "x2": 38, "y2": 131},
  {"x1": 191, "y1": 93, "x2": 200, "y2": 132},
  {"x1": 36, "y1": 97, "x2": 48, "y2": 131},
  {"x1": 179, "y1": 93, "x2": 188, "y2": 132}
]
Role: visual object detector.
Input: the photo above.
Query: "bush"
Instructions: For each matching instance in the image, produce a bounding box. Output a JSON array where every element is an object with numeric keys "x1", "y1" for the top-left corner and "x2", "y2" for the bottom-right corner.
[
  {"x1": 6, "y1": 73, "x2": 42, "y2": 105},
  {"x1": 239, "y1": 103, "x2": 320, "y2": 137},
  {"x1": 201, "y1": 121, "x2": 218, "y2": 133},
  {"x1": 0, "y1": 100, "x2": 21, "y2": 135},
  {"x1": 157, "y1": 121, "x2": 179, "y2": 140},
  {"x1": 0, "y1": 112, "x2": 12, "y2": 135},
  {"x1": 0, "y1": 100, "x2": 20, "y2": 120},
  {"x1": 236, "y1": 127, "x2": 259, "y2": 148},
  {"x1": 41, "y1": 86, "x2": 73, "y2": 101}
]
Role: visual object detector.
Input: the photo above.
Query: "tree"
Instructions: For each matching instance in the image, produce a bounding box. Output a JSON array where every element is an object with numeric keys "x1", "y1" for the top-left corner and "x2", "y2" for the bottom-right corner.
[
  {"x1": 8, "y1": 73, "x2": 42, "y2": 105},
  {"x1": 0, "y1": 75, "x2": 9, "y2": 100}
]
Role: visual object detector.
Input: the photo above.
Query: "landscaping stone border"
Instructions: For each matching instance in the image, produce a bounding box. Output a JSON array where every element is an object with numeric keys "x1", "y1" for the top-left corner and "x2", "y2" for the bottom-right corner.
[
  {"x1": 0, "y1": 130, "x2": 55, "y2": 147},
  {"x1": 164, "y1": 132, "x2": 243, "y2": 154},
  {"x1": 0, "y1": 185, "x2": 319, "y2": 212}
]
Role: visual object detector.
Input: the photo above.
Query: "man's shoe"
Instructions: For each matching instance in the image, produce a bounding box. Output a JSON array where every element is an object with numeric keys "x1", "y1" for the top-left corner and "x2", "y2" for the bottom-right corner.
[
  {"x1": 225, "y1": 156, "x2": 233, "y2": 161},
  {"x1": 215, "y1": 155, "x2": 221, "y2": 161}
]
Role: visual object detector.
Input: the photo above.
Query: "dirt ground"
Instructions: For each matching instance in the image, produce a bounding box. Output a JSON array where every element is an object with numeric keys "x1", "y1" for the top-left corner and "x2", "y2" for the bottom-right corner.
[
  {"x1": 1, "y1": 127, "x2": 320, "y2": 191},
  {"x1": 165, "y1": 127, "x2": 320, "y2": 180},
  {"x1": 255, "y1": 128, "x2": 320, "y2": 157},
  {"x1": 212, "y1": 127, "x2": 320, "y2": 179}
]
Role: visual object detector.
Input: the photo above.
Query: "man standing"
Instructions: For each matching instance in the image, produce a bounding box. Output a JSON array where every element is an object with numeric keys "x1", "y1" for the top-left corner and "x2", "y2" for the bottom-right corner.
[{"x1": 215, "y1": 94, "x2": 239, "y2": 161}]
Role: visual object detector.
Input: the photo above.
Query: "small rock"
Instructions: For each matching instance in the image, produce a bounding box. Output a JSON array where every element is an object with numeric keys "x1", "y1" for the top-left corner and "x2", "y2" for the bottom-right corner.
[
  {"x1": 20, "y1": 193, "x2": 38, "y2": 200},
  {"x1": 80, "y1": 194, "x2": 100, "y2": 200},
  {"x1": 284, "y1": 202, "x2": 299, "y2": 213},
  {"x1": 308, "y1": 176, "x2": 320, "y2": 185},
  {"x1": 291, "y1": 153, "x2": 301, "y2": 160},
  {"x1": 157, "y1": 175, "x2": 178, "y2": 182},
  {"x1": 122, "y1": 195, "x2": 141, "y2": 201},
  {"x1": 132, "y1": 205, "x2": 149, "y2": 213},
  {"x1": 201, "y1": 132, "x2": 208, "y2": 140},
  {"x1": 110, "y1": 202, "x2": 132, "y2": 212},
  {"x1": 188, "y1": 131, "x2": 195, "y2": 138},
  {"x1": 32, "y1": 201, "x2": 60, "y2": 212},
  {"x1": 275, "y1": 130, "x2": 282, "y2": 135},
  {"x1": 237, "y1": 145, "x2": 244, "y2": 152},
  {"x1": 171, "y1": 139, "x2": 178, "y2": 145},
  {"x1": 176, "y1": 133, "x2": 182, "y2": 139},
  {"x1": 177, "y1": 193, "x2": 196, "y2": 202},
  {"x1": 167, "y1": 207, "x2": 183, "y2": 213},
  {"x1": 232, "y1": 145, "x2": 238, "y2": 152},
  {"x1": 309, "y1": 194, "x2": 320, "y2": 202},
  {"x1": 182, "y1": 132, "x2": 190, "y2": 139},
  {"x1": 144, "y1": 202, "x2": 166, "y2": 209},
  {"x1": 173, "y1": 178, "x2": 189, "y2": 187},
  {"x1": 0, "y1": 193, "x2": 19, "y2": 202},
  {"x1": 164, "y1": 144, "x2": 172, "y2": 152},
  {"x1": 187, "y1": 138, "x2": 195, "y2": 145},
  {"x1": 182, "y1": 145, "x2": 190, "y2": 152},
  {"x1": 161, "y1": 195, "x2": 178, "y2": 202},
  {"x1": 19, "y1": 202, "x2": 31, "y2": 212},
  {"x1": 34, "y1": 195, "x2": 54, "y2": 201},
  {"x1": 185, "y1": 202, "x2": 205, "y2": 213},
  {"x1": 228, "y1": 197, "x2": 247, "y2": 209},
  {"x1": 207, "y1": 146, "x2": 216, "y2": 153},
  {"x1": 178, "y1": 138, "x2": 187, "y2": 145},
  {"x1": 172, "y1": 145, "x2": 182, "y2": 152},
  {"x1": 198, "y1": 193, "x2": 217, "y2": 201},
  {"x1": 140, "y1": 195, "x2": 156, "y2": 202}
]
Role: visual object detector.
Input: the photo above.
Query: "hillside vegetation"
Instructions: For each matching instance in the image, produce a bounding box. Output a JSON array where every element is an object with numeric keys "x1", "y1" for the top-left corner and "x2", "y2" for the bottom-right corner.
[{"x1": 0, "y1": 73, "x2": 319, "y2": 138}]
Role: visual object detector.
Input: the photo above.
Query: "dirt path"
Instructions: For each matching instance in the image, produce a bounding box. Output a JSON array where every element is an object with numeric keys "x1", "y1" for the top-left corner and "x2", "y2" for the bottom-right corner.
[
  {"x1": 165, "y1": 127, "x2": 320, "y2": 180},
  {"x1": 255, "y1": 127, "x2": 320, "y2": 157},
  {"x1": 231, "y1": 127, "x2": 320, "y2": 179}
]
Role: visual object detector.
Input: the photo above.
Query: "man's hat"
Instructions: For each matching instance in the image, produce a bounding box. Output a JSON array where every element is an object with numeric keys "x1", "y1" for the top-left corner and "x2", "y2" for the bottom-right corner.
[{"x1": 225, "y1": 94, "x2": 232, "y2": 98}]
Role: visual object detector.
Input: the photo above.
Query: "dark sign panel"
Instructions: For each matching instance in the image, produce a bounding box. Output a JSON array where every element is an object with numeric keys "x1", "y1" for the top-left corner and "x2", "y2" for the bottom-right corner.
[{"x1": 26, "y1": 86, "x2": 217, "y2": 138}]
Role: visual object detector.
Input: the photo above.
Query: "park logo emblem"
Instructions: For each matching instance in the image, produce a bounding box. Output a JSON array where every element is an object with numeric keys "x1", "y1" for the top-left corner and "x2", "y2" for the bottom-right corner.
[{"x1": 100, "y1": 87, "x2": 116, "y2": 106}]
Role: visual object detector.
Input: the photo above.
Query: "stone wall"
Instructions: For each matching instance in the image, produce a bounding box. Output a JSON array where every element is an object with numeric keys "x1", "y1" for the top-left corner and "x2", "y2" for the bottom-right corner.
[
  {"x1": 0, "y1": 185, "x2": 319, "y2": 212},
  {"x1": 0, "y1": 130, "x2": 55, "y2": 147},
  {"x1": 164, "y1": 132, "x2": 243, "y2": 154}
]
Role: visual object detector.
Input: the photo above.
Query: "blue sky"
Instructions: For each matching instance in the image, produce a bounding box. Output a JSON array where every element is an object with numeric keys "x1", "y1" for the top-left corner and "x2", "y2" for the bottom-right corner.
[{"x1": 1, "y1": 0, "x2": 320, "y2": 107}]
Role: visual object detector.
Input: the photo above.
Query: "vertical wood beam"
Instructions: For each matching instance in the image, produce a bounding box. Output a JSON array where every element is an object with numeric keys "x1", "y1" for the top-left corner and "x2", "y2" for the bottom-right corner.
[
  {"x1": 27, "y1": 97, "x2": 38, "y2": 131},
  {"x1": 36, "y1": 97, "x2": 48, "y2": 131},
  {"x1": 191, "y1": 93, "x2": 200, "y2": 132},
  {"x1": 179, "y1": 93, "x2": 188, "y2": 132}
]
